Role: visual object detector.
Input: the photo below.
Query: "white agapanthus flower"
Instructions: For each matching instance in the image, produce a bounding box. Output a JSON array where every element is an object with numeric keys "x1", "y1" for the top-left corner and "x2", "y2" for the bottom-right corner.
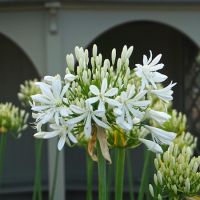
[
  {"x1": 144, "y1": 125, "x2": 176, "y2": 145},
  {"x1": 67, "y1": 103, "x2": 109, "y2": 138},
  {"x1": 114, "y1": 86, "x2": 150, "y2": 130},
  {"x1": 86, "y1": 78, "x2": 120, "y2": 112},
  {"x1": 135, "y1": 51, "x2": 167, "y2": 90},
  {"x1": 150, "y1": 82, "x2": 176, "y2": 102},
  {"x1": 34, "y1": 119, "x2": 77, "y2": 151},
  {"x1": 31, "y1": 75, "x2": 70, "y2": 130}
]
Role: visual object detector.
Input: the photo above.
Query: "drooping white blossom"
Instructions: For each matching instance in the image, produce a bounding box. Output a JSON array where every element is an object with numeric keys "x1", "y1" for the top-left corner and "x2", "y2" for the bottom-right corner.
[
  {"x1": 150, "y1": 82, "x2": 176, "y2": 102},
  {"x1": 144, "y1": 125, "x2": 176, "y2": 145}
]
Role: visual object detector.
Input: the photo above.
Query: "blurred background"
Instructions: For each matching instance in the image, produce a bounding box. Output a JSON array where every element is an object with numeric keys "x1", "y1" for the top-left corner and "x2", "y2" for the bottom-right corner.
[{"x1": 0, "y1": 0, "x2": 200, "y2": 199}]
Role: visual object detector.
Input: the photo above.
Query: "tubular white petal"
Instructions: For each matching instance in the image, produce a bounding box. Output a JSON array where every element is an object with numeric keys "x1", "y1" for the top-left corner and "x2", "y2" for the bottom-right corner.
[
  {"x1": 60, "y1": 84, "x2": 69, "y2": 98},
  {"x1": 67, "y1": 113, "x2": 87, "y2": 125},
  {"x1": 31, "y1": 94, "x2": 51, "y2": 104},
  {"x1": 68, "y1": 133, "x2": 78, "y2": 143},
  {"x1": 34, "y1": 132, "x2": 46, "y2": 138},
  {"x1": 116, "y1": 117, "x2": 132, "y2": 131},
  {"x1": 105, "y1": 98, "x2": 121, "y2": 107},
  {"x1": 101, "y1": 78, "x2": 107, "y2": 94},
  {"x1": 98, "y1": 100, "x2": 105, "y2": 112},
  {"x1": 52, "y1": 78, "x2": 62, "y2": 99},
  {"x1": 70, "y1": 105, "x2": 85, "y2": 114},
  {"x1": 35, "y1": 82, "x2": 54, "y2": 99},
  {"x1": 57, "y1": 135, "x2": 66, "y2": 151},
  {"x1": 104, "y1": 88, "x2": 118, "y2": 97},
  {"x1": 92, "y1": 115, "x2": 109, "y2": 129},
  {"x1": 31, "y1": 105, "x2": 49, "y2": 112},
  {"x1": 59, "y1": 107, "x2": 69, "y2": 117},
  {"x1": 90, "y1": 85, "x2": 100, "y2": 95},
  {"x1": 43, "y1": 131, "x2": 59, "y2": 139},
  {"x1": 64, "y1": 74, "x2": 76, "y2": 82},
  {"x1": 139, "y1": 138, "x2": 163, "y2": 154},
  {"x1": 147, "y1": 109, "x2": 171, "y2": 125},
  {"x1": 149, "y1": 54, "x2": 162, "y2": 67},
  {"x1": 152, "y1": 72, "x2": 167, "y2": 83},
  {"x1": 84, "y1": 114, "x2": 92, "y2": 138},
  {"x1": 86, "y1": 97, "x2": 99, "y2": 104},
  {"x1": 145, "y1": 125, "x2": 176, "y2": 145}
]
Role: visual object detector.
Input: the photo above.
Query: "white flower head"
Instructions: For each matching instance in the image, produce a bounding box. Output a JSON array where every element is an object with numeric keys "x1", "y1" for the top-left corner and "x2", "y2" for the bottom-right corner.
[
  {"x1": 67, "y1": 103, "x2": 109, "y2": 138},
  {"x1": 31, "y1": 75, "x2": 70, "y2": 130},
  {"x1": 135, "y1": 51, "x2": 167, "y2": 90},
  {"x1": 86, "y1": 78, "x2": 120, "y2": 112}
]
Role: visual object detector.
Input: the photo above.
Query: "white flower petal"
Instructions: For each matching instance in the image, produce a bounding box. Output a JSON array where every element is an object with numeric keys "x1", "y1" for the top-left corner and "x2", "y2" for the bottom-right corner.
[
  {"x1": 43, "y1": 131, "x2": 59, "y2": 139},
  {"x1": 70, "y1": 105, "x2": 85, "y2": 114},
  {"x1": 98, "y1": 100, "x2": 105, "y2": 112},
  {"x1": 34, "y1": 132, "x2": 45, "y2": 138},
  {"x1": 105, "y1": 98, "x2": 121, "y2": 107},
  {"x1": 57, "y1": 135, "x2": 66, "y2": 151},
  {"x1": 105, "y1": 88, "x2": 118, "y2": 97},
  {"x1": 86, "y1": 97, "x2": 99, "y2": 104},
  {"x1": 92, "y1": 115, "x2": 109, "y2": 129},
  {"x1": 139, "y1": 138, "x2": 163, "y2": 154},
  {"x1": 52, "y1": 78, "x2": 62, "y2": 99},
  {"x1": 64, "y1": 74, "x2": 76, "y2": 82},
  {"x1": 84, "y1": 114, "x2": 92, "y2": 138},
  {"x1": 101, "y1": 78, "x2": 107, "y2": 94},
  {"x1": 90, "y1": 85, "x2": 99, "y2": 95},
  {"x1": 116, "y1": 117, "x2": 132, "y2": 131},
  {"x1": 31, "y1": 94, "x2": 51, "y2": 104},
  {"x1": 68, "y1": 133, "x2": 78, "y2": 143},
  {"x1": 59, "y1": 107, "x2": 69, "y2": 117},
  {"x1": 35, "y1": 82, "x2": 54, "y2": 99},
  {"x1": 67, "y1": 113, "x2": 87, "y2": 125}
]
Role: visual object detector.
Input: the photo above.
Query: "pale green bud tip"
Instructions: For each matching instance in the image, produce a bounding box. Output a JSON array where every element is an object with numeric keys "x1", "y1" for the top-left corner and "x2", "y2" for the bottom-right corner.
[{"x1": 149, "y1": 184, "x2": 154, "y2": 197}]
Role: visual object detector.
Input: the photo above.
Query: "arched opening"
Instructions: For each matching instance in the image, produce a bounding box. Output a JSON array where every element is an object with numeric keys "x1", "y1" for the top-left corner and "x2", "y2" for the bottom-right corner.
[
  {"x1": 65, "y1": 20, "x2": 200, "y2": 199},
  {"x1": 0, "y1": 33, "x2": 48, "y2": 199}
]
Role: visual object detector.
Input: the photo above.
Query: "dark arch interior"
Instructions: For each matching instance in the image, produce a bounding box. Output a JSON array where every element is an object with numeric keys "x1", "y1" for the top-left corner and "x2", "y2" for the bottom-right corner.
[
  {"x1": 65, "y1": 21, "x2": 200, "y2": 199},
  {"x1": 87, "y1": 21, "x2": 199, "y2": 134},
  {"x1": 0, "y1": 33, "x2": 48, "y2": 199}
]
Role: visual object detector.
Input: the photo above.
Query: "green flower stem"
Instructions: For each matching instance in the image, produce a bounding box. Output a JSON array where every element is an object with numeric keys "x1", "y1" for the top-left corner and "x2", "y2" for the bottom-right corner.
[
  {"x1": 138, "y1": 150, "x2": 151, "y2": 200},
  {"x1": 0, "y1": 134, "x2": 7, "y2": 178},
  {"x1": 86, "y1": 151, "x2": 93, "y2": 200},
  {"x1": 50, "y1": 149, "x2": 59, "y2": 200},
  {"x1": 115, "y1": 147, "x2": 125, "y2": 200},
  {"x1": 107, "y1": 150, "x2": 114, "y2": 200},
  {"x1": 97, "y1": 140, "x2": 107, "y2": 200},
  {"x1": 32, "y1": 139, "x2": 43, "y2": 200},
  {"x1": 126, "y1": 150, "x2": 135, "y2": 200}
]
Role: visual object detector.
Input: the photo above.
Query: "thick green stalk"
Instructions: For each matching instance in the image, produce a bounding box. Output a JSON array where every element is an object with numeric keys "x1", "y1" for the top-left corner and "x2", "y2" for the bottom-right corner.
[
  {"x1": 115, "y1": 147, "x2": 125, "y2": 200},
  {"x1": 0, "y1": 134, "x2": 7, "y2": 179},
  {"x1": 97, "y1": 140, "x2": 107, "y2": 200},
  {"x1": 126, "y1": 150, "x2": 135, "y2": 200},
  {"x1": 106, "y1": 150, "x2": 115, "y2": 200},
  {"x1": 138, "y1": 150, "x2": 151, "y2": 200},
  {"x1": 32, "y1": 139, "x2": 43, "y2": 200},
  {"x1": 50, "y1": 149, "x2": 59, "y2": 200},
  {"x1": 86, "y1": 152, "x2": 93, "y2": 200}
]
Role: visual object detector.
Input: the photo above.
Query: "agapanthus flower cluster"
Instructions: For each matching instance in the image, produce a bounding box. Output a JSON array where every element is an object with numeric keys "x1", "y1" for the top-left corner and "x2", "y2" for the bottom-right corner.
[
  {"x1": 149, "y1": 144, "x2": 200, "y2": 200},
  {"x1": 0, "y1": 103, "x2": 28, "y2": 137},
  {"x1": 31, "y1": 45, "x2": 177, "y2": 158},
  {"x1": 18, "y1": 79, "x2": 41, "y2": 107}
]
